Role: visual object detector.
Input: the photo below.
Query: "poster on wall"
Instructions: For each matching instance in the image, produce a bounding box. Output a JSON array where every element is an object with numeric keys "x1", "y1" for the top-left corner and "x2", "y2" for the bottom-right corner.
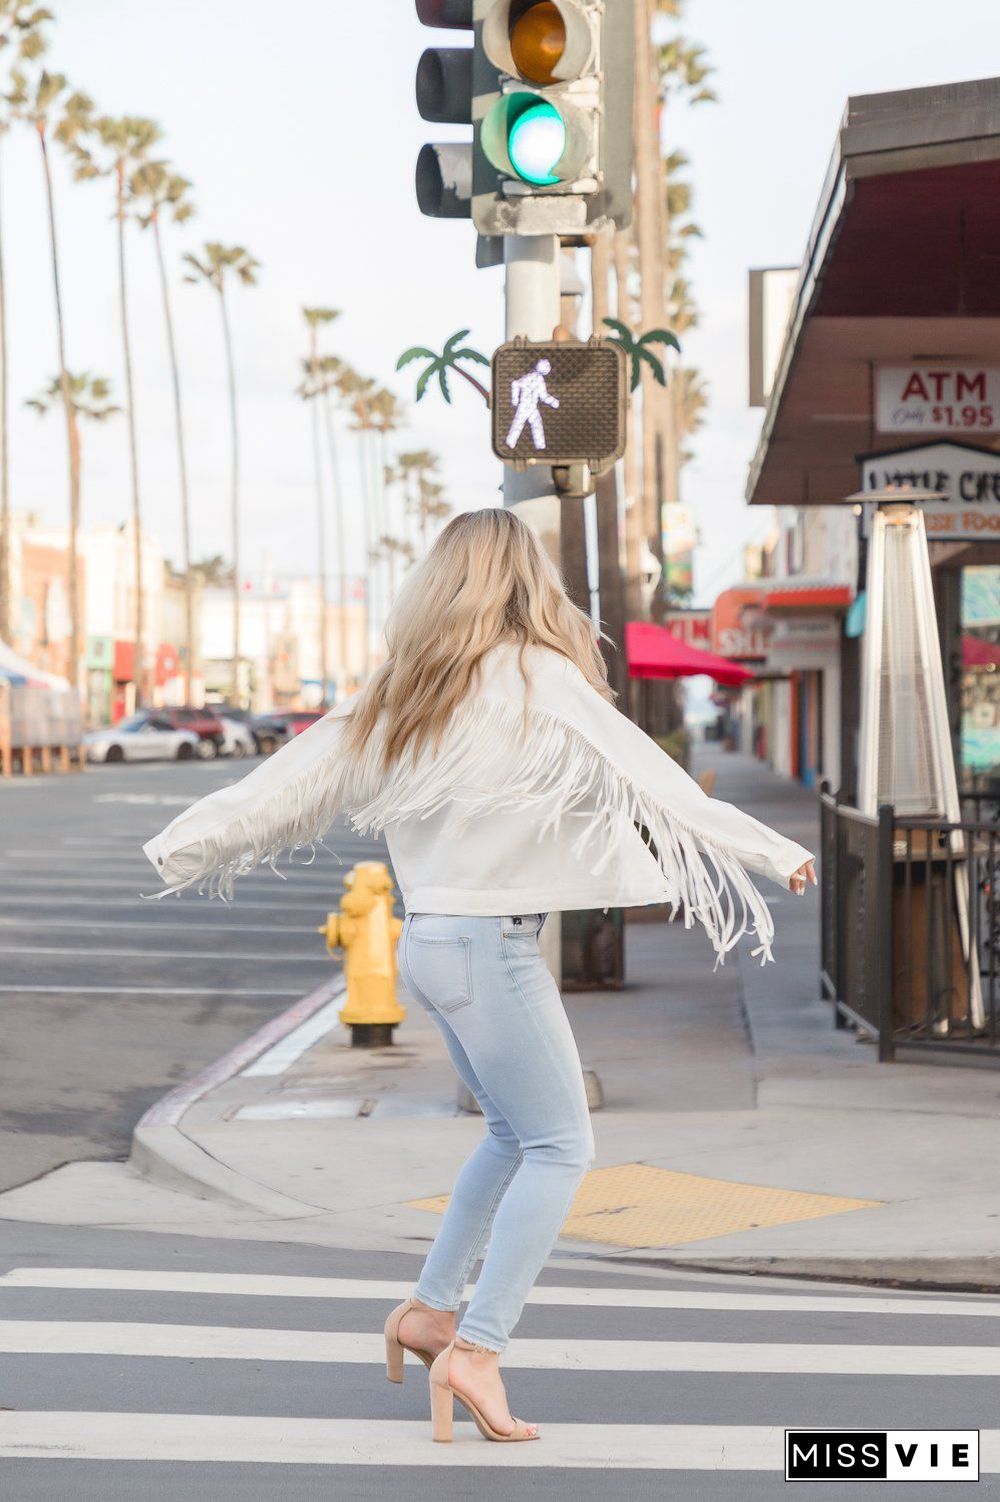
[
  {"x1": 859, "y1": 441, "x2": 1000, "y2": 542},
  {"x1": 662, "y1": 503, "x2": 697, "y2": 598},
  {"x1": 961, "y1": 566, "x2": 1000, "y2": 782},
  {"x1": 876, "y1": 365, "x2": 1000, "y2": 435}
]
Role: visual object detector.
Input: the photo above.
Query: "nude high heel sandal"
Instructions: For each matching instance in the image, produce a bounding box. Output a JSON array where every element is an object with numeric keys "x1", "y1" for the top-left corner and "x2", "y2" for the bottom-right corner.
[
  {"x1": 384, "y1": 1297, "x2": 436, "y2": 1383},
  {"x1": 428, "y1": 1338, "x2": 539, "y2": 1443}
]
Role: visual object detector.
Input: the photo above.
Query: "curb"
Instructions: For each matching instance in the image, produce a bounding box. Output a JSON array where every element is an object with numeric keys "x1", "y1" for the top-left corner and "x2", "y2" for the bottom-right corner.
[
  {"x1": 605, "y1": 1251, "x2": 1000, "y2": 1294},
  {"x1": 129, "y1": 974, "x2": 346, "y2": 1215}
]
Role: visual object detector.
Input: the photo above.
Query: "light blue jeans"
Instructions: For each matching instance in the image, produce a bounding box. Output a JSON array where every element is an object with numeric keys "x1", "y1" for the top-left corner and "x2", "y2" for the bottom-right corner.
[{"x1": 398, "y1": 911, "x2": 596, "y2": 1353}]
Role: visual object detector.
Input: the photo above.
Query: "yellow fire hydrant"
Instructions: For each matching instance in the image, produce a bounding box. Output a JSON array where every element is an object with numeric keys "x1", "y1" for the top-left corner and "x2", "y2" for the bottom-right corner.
[{"x1": 317, "y1": 860, "x2": 406, "y2": 1047}]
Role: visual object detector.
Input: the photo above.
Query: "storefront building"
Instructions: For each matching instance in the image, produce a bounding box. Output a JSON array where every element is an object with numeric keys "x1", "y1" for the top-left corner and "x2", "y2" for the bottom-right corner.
[{"x1": 745, "y1": 75, "x2": 1000, "y2": 799}]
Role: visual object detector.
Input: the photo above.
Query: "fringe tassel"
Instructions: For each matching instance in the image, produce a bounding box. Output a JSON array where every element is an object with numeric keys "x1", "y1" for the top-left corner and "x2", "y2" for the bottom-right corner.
[{"x1": 146, "y1": 695, "x2": 776, "y2": 965}]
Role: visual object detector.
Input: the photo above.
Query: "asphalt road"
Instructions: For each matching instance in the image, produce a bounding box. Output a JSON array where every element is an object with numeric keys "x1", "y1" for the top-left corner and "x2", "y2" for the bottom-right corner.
[
  {"x1": 1, "y1": 1220, "x2": 997, "y2": 1498},
  {"x1": 0, "y1": 755, "x2": 380, "y2": 1193}
]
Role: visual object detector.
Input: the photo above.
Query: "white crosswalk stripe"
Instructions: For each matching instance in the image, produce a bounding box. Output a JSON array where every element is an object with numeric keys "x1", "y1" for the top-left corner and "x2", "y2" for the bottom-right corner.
[
  {"x1": 1, "y1": 1264, "x2": 998, "y2": 1475},
  {"x1": 2, "y1": 1320, "x2": 998, "y2": 1374},
  {"x1": 4, "y1": 1265, "x2": 999, "y2": 1318}
]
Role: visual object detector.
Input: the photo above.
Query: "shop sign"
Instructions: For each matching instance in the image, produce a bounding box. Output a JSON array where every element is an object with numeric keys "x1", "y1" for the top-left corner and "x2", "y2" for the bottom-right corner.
[
  {"x1": 711, "y1": 587, "x2": 771, "y2": 660},
  {"x1": 664, "y1": 609, "x2": 710, "y2": 647},
  {"x1": 86, "y1": 635, "x2": 113, "y2": 671},
  {"x1": 875, "y1": 365, "x2": 1000, "y2": 435},
  {"x1": 859, "y1": 442, "x2": 1000, "y2": 542},
  {"x1": 767, "y1": 616, "x2": 840, "y2": 667}
]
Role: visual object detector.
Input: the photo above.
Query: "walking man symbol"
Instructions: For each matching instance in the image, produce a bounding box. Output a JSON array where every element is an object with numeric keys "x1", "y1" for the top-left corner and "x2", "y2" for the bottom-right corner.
[{"x1": 505, "y1": 358, "x2": 560, "y2": 451}]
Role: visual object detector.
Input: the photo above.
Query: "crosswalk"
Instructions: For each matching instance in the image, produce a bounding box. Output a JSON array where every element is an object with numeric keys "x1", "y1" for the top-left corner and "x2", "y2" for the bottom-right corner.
[{"x1": 1, "y1": 1262, "x2": 999, "y2": 1485}]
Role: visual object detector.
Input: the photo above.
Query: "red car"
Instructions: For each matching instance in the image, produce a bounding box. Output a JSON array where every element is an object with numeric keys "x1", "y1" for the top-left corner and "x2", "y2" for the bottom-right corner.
[{"x1": 148, "y1": 706, "x2": 227, "y2": 757}]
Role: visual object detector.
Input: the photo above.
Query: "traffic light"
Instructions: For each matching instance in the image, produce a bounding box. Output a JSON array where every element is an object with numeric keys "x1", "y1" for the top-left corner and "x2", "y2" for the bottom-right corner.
[
  {"x1": 414, "y1": 1, "x2": 632, "y2": 236},
  {"x1": 414, "y1": 1, "x2": 476, "y2": 220},
  {"x1": 492, "y1": 338, "x2": 627, "y2": 470},
  {"x1": 473, "y1": 0, "x2": 633, "y2": 236}
]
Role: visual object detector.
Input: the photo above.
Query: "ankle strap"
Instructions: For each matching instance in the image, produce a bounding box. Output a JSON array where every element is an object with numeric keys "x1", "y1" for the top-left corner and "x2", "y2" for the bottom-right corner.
[{"x1": 455, "y1": 1336, "x2": 496, "y2": 1354}]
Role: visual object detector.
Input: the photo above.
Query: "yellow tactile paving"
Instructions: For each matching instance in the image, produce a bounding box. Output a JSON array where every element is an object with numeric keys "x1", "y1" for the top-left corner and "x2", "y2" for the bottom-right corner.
[{"x1": 407, "y1": 1161, "x2": 882, "y2": 1250}]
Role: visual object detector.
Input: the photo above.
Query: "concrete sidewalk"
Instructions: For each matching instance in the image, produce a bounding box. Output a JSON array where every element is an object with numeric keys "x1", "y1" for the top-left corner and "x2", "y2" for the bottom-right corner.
[{"x1": 5, "y1": 745, "x2": 1000, "y2": 1288}]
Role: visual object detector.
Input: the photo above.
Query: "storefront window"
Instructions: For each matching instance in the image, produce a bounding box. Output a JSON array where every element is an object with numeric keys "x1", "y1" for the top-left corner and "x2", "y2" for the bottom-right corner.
[{"x1": 960, "y1": 566, "x2": 1000, "y2": 787}]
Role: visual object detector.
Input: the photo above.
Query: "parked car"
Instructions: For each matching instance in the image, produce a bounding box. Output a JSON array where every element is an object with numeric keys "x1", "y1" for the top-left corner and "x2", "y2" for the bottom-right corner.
[
  {"x1": 151, "y1": 706, "x2": 227, "y2": 757},
  {"x1": 218, "y1": 715, "x2": 257, "y2": 758},
  {"x1": 85, "y1": 714, "x2": 200, "y2": 764},
  {"x1": 251, "y1": 709, "x2": 325, "y2": 755}
]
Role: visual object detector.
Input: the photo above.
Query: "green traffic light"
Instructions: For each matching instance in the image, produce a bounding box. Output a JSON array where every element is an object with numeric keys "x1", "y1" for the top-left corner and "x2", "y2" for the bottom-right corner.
[{"x1": 507, "y1": 99, "x2": 565, "y2": 185}]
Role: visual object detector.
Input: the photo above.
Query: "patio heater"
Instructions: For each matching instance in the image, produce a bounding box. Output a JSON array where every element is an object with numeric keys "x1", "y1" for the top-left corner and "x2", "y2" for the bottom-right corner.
[{"x1": 847, "y1": 484, "x2": 983, "y2": 1030}]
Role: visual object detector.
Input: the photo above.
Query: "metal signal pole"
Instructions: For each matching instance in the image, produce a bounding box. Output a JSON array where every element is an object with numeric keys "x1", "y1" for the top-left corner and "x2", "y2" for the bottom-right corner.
[{"x1": 502, "y1": 232, "x2": 563, "y2": 984}]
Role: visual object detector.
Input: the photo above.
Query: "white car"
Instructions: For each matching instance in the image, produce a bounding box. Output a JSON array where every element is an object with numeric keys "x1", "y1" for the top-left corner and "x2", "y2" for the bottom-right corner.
[
  {"x1": 85, "y1": 713, "x2": 201, "y2": 764},
  {"x1": 218, "y1": 715, "x2": 257, "y2": 758}
]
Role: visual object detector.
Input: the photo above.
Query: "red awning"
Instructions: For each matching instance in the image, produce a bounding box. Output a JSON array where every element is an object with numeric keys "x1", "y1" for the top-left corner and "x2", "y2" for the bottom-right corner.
[
  {"x1": 625, "y1": 621, "x2": 754, "y2": 687},
  {"x1": 963, "y1": 634, "x2": 1000, "y2": 667},
  {"x1": 761, "y1": 581, "x2": 853, "y2": 613}
]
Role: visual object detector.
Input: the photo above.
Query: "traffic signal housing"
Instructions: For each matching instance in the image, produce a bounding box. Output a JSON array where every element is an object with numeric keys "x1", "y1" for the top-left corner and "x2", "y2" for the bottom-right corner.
[
  {"x1": 414, "y1": 1, "x2": 476, "y2": 219},
  {"x1": 492, "y1": 337, "x2": 627, "y2": 471},
  {"x1": 473, "y1": 0, "x2": 633, "y2": 236},
  {"x1": 414, "y1": 1, "x2": 633, "y2": 237}
]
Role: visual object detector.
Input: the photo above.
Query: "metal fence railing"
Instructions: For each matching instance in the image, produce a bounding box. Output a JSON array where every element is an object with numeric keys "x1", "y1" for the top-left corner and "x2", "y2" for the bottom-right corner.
[{"x1": 820, "y1": 785, "x2": 1000, "y2": 1061}]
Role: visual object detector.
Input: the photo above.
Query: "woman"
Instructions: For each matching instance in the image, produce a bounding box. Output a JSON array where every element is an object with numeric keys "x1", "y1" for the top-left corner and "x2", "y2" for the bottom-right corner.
[{"x1": 144, "y1": 508, "x2": 815, "y2": 1446}]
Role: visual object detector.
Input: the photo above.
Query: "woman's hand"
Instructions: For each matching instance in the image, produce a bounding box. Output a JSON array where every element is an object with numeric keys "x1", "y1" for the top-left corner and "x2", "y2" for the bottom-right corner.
[{"x1": 789, "y1": 860, "x2": 816, "y2": 895}]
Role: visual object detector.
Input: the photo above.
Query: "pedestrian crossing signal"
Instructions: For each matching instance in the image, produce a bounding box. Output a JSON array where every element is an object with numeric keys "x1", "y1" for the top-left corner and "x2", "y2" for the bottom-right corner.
[{"x1": 491, "y1": 338, "x2": 627, "y2": 469}]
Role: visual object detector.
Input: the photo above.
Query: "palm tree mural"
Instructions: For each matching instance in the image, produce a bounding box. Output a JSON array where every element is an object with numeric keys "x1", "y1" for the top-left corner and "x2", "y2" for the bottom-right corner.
[
  {"x1": 0, "y1": 1, "x2": 50, "y2": 645},
  {"x1": 301, "y1": 307, "x2": 340, "y2": 703},
  {"x1": 8, "y1": 67, "x2": 93, "y2": 693},
  {"x1": 602, "y1": 317, "x2": 680, "y2": 392},
  {"x1": 396, "y1": 329, "x2": 489, "y2": 405},
  {"x1": 27, "y1": 373, "x2": 118, "y2": 680},
  {"x1": 131, "y1": 160, "x2": 196, "y2": 701},
  {"x1": 183, "y1": 243, "x2": 260, "y2": 705},
  {"x1": 73, "y1": 114, "x2": 161, "y2": 705}
]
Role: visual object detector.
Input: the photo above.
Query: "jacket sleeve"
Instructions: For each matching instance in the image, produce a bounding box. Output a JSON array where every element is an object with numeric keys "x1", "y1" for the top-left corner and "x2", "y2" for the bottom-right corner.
[
  {"x1": 141, "y1": 698, "x2": 359, "y2": 898},
  {"x1": 547, "y1": 654, "x2": 813, "y2": 889}
]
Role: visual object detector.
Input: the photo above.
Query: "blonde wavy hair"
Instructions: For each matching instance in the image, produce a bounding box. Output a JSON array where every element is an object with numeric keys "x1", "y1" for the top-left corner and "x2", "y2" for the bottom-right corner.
[{"x1": 345, "y1": 507, "x2": 612, "y2": 770}]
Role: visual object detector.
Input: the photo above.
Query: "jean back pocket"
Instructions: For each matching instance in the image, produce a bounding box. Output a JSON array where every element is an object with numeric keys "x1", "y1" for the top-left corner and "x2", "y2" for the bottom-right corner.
[{"x1": 406, "y1": 934, "x2": 473, "y2": 1014}]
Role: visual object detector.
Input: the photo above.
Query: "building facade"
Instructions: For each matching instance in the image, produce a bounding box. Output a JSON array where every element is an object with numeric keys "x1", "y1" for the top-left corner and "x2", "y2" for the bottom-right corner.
[{"x1": 734, "y1": 76, "x2": 1000, "y2": 801}]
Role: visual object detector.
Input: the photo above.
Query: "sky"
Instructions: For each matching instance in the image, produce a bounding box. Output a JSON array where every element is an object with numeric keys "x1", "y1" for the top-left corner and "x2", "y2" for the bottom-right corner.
[{"x1": 6, "y1": 0, "x2": 1000, "y2": 605}]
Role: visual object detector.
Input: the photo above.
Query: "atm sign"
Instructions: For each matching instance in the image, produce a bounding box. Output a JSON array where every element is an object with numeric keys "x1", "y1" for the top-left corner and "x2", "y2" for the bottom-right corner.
[{"x1": 876, "y1": 365, "x2": 1000, "y2": 435}]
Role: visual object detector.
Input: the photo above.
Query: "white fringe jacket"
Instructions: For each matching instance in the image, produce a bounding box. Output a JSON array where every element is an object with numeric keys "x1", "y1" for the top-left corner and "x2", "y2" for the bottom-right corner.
[{"x1": 142, "y1": 642, "x2": 813, "y2": 967}]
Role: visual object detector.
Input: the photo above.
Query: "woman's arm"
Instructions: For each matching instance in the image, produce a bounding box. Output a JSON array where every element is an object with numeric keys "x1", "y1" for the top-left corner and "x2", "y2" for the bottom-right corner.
[
  {"x1": 142, "y1": 699, "x2": 358, "y2": 897},
  {"x1": 538, "y1": 650, "x2": 815, "y2": 889}
]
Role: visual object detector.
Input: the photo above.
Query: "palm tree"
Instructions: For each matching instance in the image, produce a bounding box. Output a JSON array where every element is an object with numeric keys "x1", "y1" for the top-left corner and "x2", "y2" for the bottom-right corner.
[
  {"x1": 191, "y1": 554, "x2": 232, "y2": 588},
  {"x1": 377, "y1": 533, "x2": 415, "y2": 601},
  {"x1": 602, "y1": 317, "x2": 680, "y2": 392},
  {"x1": 73, "y1": 114, "x2": 161, "y2": 705},
  {"x1": 336, "y1": 365, "x2": 378, "y2": 669},
  {"x1": 314, "y1": 353, "x2": 349, "y2": 685},
  {"x1": 183, "y1": 243, "x2": 260, "y2": 705},
  {"x1": 0, "y1": 2, "x2": 51, "y2": 645},
  {"x1": 8, "y1": 68, "x2": 93, "y2": 692},
  {"x1": 131, "y1": 160, "x2": 196, "y2": 701},
  {"x1": 397, "y1": 449, "x2": 441, "y2": 553},
  {"x1": 396, "y1": 329, "x2": 488, "y2": 405},
  {"x1": 415, "y1": 477, "x2": 451, "y2": 550},
  {"x1": 27, "y1": 372, "x2": 118, "y2": 676},
  {"x1": 301, "y1": 307, "x2": 340, "y2": 703},
  {"x1": 369, "y1": 387, "x2": 403, "y2": 619}
]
